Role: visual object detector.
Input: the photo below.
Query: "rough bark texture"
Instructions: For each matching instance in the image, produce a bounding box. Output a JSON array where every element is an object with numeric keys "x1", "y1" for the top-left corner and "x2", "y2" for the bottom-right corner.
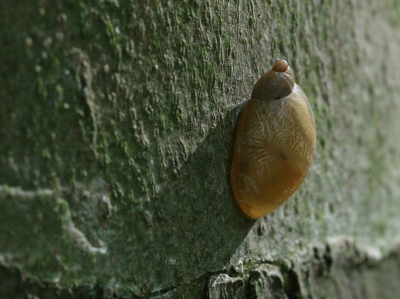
[{"x1": 1, "y1": 0, "x2": 400, "y2": 298}]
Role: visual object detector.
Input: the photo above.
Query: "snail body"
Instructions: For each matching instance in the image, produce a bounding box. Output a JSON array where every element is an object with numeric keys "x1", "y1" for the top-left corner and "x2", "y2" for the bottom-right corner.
[{"x1": 231, "y1": 60, "x2": 316, "y2": 219}]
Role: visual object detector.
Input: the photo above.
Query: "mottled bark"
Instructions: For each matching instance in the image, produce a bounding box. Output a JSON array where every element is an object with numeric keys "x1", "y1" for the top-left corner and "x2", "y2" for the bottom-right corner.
[{"x1": 1, "y1": 0, "x2": 400, "y2": 298}]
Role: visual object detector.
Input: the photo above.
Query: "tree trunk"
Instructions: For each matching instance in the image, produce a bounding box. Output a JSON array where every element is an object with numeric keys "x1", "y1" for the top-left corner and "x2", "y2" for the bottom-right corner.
[{"x1": 1, "y1": 0, "x2": 400, "y2": 298}]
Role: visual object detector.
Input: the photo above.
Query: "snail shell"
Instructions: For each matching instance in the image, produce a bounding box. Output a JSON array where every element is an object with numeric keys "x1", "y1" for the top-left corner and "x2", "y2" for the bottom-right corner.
[{"x1": 231, "y1": 60, "x2": 316, "y2": 219}]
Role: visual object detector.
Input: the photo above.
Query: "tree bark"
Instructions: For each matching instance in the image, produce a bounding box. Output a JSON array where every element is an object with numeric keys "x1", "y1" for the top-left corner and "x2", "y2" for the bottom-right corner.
[{"x1": 1, "y1": 0, "x2": 400, "y2": 298}]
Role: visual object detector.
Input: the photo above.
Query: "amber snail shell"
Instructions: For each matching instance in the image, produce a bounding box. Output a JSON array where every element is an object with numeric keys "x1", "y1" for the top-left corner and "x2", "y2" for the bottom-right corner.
[{"x1": 231, "y1": 60, "x2": 316, "y2": 219}]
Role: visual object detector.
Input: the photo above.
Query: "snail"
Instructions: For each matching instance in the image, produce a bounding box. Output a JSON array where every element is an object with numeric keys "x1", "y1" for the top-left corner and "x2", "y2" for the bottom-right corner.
[{"x1": 231, "y1": 60, "x2": 316, "y2": 219}]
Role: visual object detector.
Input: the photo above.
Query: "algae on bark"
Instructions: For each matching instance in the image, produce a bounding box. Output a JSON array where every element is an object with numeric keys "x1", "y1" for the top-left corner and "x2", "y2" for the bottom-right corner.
[{"x1": 1, "y1": 0, "x2": 400, "y2": 297}]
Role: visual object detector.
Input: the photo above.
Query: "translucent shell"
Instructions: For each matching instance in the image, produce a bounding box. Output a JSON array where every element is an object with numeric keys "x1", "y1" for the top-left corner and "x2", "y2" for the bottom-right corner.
[{"x1": 231, "y1": 60, "x2": 316, "y2": 219}]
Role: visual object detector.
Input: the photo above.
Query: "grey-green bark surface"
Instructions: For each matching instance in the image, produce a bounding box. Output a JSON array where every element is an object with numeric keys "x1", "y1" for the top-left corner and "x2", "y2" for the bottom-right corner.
[{"x1": 1, "y1": 0, "x2": 400, "y2": 298}]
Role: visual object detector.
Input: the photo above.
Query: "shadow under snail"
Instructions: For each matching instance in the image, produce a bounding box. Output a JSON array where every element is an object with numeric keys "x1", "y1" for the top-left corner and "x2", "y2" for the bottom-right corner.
[{"x1": 231, "y1": 60, "x2": 316, "y2": 219}]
